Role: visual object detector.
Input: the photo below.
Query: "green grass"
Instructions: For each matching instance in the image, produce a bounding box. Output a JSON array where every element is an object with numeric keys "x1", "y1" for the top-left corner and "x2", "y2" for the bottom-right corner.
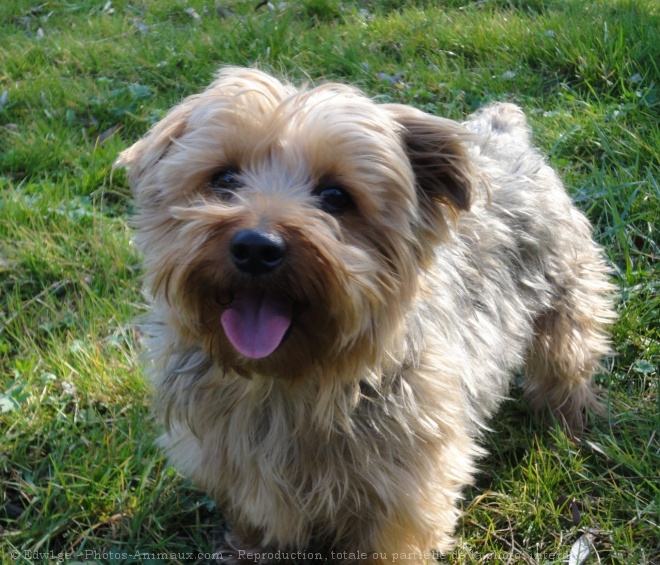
[{"x1": 1, "y1": 0, "x2": 658, "y2": 563}]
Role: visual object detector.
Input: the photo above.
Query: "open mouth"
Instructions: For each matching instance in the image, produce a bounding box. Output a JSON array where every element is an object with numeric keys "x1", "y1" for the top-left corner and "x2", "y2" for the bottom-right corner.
[{"x1": 220, "y1": 289, "x2": 294, "y2": 359}]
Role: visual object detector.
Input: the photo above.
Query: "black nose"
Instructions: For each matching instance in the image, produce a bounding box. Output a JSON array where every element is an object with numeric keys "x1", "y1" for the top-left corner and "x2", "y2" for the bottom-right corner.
[{"x1": 229, "y1": 229, "x2": 288, "y2": 276}]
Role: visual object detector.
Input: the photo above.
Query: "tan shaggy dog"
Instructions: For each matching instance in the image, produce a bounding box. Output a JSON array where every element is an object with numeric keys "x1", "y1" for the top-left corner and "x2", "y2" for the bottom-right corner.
[{"x1": 116, "y1": 67, "x2": 615, "y2": 563}]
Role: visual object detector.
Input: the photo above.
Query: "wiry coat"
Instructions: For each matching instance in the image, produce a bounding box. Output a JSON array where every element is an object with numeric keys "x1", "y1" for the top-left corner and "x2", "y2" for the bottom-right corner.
[{"x1": 117, "y1": 68, "x2": 615, "y2": 563}]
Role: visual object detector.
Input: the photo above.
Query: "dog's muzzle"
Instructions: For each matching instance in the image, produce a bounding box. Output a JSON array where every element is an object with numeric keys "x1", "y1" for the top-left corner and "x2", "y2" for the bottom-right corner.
[{"x1": 222, "y1": 229, "x2": 293, "y2": 359}]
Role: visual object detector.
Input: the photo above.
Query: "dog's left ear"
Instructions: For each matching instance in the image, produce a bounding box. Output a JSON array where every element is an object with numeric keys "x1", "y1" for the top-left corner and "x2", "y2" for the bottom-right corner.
[
  {"x1": 384, "y1": 104, "x2": 475, "y2": 245},
  {"x1": 114, "y1": 99, "x2": 193, "y2": 197}
]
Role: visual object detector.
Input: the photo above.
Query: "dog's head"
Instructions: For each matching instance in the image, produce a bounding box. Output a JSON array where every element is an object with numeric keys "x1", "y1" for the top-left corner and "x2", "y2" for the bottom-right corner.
[{"x1": 117, "y1": 67, "x2": 474, "y2": 380}]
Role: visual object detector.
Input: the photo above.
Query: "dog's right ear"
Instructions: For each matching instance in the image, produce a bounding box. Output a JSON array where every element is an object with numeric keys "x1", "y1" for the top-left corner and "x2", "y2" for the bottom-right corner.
[{"x1": 114, "y1": 97, "x2": 195, "y2": 194}]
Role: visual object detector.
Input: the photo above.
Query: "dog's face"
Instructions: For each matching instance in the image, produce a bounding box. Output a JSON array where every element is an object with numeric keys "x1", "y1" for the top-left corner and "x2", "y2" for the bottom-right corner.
[{"x1": 118, "y1": 68, "x2": 473, "y2": 380}]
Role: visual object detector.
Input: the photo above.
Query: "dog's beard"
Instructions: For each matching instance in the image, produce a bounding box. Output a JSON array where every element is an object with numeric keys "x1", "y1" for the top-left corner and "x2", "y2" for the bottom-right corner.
[{"x1": 157, "y1": 231, "x2": 413, "y2": 384}]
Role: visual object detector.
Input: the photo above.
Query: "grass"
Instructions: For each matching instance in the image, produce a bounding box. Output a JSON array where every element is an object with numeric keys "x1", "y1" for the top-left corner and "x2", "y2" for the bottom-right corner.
[{"x1": 1, "y1": 0, "x2": 658, "y2": 563}]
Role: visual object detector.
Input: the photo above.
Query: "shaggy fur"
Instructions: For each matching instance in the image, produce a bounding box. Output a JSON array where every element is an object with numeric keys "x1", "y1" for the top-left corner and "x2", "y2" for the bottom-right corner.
[{"x1": 116, "y1": 67, "x2": 615, "y2": 563}]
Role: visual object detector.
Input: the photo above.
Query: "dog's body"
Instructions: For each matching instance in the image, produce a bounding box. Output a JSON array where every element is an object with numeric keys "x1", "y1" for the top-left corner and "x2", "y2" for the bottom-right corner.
[{"x1": 117, "y1": 68, "x2": 615, "y2": 563}]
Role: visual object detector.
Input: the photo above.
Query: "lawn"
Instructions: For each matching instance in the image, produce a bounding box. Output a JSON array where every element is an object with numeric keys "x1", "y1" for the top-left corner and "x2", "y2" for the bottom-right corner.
[{"x1": 1, "y1": 0, "x2": 658, "y2": 563}]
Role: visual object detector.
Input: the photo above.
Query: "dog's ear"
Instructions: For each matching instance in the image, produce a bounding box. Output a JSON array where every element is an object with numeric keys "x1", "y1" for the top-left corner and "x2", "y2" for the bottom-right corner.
[
  {"x1": 114, "y1": 98, "x2": 194, "y2": 195},
  {"x1": 385, "y1": 104, "x2": 475, "y2": 244}
]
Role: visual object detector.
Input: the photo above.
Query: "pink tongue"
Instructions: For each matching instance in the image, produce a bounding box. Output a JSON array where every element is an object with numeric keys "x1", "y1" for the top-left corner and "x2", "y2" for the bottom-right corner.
[{"x1": 221, "y1": 290, "x2": 293, "y2": 359}]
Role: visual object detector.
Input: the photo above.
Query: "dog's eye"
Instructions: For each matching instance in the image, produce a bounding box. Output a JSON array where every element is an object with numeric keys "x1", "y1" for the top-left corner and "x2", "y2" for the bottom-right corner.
[
  {"x1": 209, "y1": 168, "x2": 241, "y2": 197},
  {"x1": 316, "y1": 186, "x2": 353, "y2": 215}
]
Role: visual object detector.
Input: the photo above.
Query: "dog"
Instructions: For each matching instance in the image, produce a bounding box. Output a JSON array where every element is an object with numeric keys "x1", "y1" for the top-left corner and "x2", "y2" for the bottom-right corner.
[{"x1": 116, "y1": 67, "x2": 615, "y2": 563}]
